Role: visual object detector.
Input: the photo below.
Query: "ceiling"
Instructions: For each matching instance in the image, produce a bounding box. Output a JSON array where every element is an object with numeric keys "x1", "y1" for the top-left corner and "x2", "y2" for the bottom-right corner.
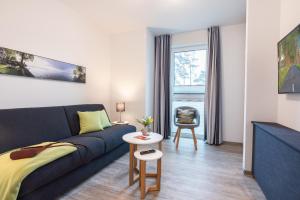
[{"x1": 62, "y1": 0, "x2": 246, "y2": 34}]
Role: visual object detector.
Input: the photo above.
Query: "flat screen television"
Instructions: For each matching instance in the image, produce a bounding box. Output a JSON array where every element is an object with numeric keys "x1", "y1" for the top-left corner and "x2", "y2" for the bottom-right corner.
[{"x1": 278, "y1": 24, "x2": 300, "y2": 93}]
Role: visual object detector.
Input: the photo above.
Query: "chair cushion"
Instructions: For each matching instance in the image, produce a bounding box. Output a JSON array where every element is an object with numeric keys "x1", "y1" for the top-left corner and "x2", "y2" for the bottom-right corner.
[
  {"x1": 18, "y1": 136, "x2": 105, "y2": 197},
  {"x1": 176, "y1": 108, "x2": 195, "y2": 124},
  {"x1": 82, "y1": 124, "x2": 136, "y2": 152},
  {"x1": 63, "y1": 104, "x2": 107, "y2": 136},
  {"x1": 59, "y1": 136, "x2": 106, "y2": 161},
  {"x1": 0, "y1": 106, "x2": 72, "y2": 154}
]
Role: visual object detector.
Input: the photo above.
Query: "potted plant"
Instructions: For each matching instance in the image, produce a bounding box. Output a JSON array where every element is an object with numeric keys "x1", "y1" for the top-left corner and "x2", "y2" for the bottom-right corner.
[{"x1": 137, "y1": 116, "x2": 154, "y2": 136}]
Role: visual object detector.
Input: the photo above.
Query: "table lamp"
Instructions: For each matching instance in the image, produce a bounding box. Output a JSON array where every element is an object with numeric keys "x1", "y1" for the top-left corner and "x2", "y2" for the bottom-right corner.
[{"x1": 116, "y1": 102, "x2": 125, "y2": 123}]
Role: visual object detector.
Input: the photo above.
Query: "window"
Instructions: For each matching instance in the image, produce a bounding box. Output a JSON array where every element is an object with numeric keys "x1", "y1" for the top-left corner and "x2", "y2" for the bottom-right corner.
[
  {"x1": 172, "y1": 46, "x2": 207, "y2": 94},
  {"x1": 174, "y1": 50, "x2": 206, "y2": 86}
]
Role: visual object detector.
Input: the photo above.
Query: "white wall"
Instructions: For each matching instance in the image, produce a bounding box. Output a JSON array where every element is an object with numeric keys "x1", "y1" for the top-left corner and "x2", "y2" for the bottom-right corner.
[
  {"x1": 243, "y1": 0, "x2": 280, "y2": 171},
  {"x1": 172, "y1": 23, "x2": 246, "y2": 143},
  {"x1": 0, "y1": 0, "x2": 111, "y2": 110},
  {"x1": 110, "y1": 29, "x2": 154, "y2": 127},
  {"x1": 221, "y1": 24, "x2": 246, "y2": 143},
  {"x1": 145, "y1": 30, "x2": 155, "y2": 117},
  {"x1": 172, "y1": 30, "x2": 208, "y2": 48},
  {"x1": 277, "y1": 0, "x2": 300, "y2": 130}
]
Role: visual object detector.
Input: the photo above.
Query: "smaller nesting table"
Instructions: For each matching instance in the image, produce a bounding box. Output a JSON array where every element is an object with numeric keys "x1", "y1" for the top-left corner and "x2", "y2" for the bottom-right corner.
[
  {"x1": 122, "y1": 132, "x2": 163, "y2": 186},
  {"x1": 134, "y1": 150, "x2": 163, "y2": 199}
]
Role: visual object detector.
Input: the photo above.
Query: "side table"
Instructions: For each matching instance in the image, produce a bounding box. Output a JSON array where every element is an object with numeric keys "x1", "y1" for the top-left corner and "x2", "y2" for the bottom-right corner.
[{"x1": 122, "y1": 132, "x2": 163, "y2": 186}]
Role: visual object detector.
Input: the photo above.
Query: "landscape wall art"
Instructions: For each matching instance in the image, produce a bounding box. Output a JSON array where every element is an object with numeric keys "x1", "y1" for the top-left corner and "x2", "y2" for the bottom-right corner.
[
  {"x1": 0, "y1": 47, "x2": 86, "y2": 83},
  {"x1": 278, "y1": 24, "x2": 300, "y2": 93}
]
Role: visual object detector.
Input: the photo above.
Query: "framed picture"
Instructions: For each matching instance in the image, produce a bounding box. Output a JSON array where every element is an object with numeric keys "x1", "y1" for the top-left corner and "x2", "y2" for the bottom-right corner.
[
  {"x1": 278, "y1": 24, "x2": 300, "y2": 93},
  {"x1": 0, "y1": 47, "x2": 86, "y2": 83}
]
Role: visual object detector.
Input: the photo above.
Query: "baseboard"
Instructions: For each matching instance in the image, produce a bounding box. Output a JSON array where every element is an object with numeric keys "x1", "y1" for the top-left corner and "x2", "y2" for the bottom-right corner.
[
  {"x1": 243, "y1": 170, "x2": 253, "y2": 177},
  {"x1": 223, "y1": 141, "x2": 243, "y2": 146},
  {"x1": 171, "y1": 133, "x2": 204, "y2": 140}
]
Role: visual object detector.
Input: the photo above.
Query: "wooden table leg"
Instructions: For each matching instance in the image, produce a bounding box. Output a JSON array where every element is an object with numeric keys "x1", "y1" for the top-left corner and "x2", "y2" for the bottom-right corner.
[
  {"x1": 139, "y1": 158, "x2": 142, "y2": 188},
  {"x1": 157, "y1": 158, "x2": 161, "y2": 190},
  {"x1": 159, "y1": 141, "x2": 162, "y2": 151},
  {"x1": 129, "y1": 143, "x2": 134, "y2": 186},
  {"x1": 140, "y1": 160, "x2": 146, "y2": 199},
  {"x1": 133, "y1": 144, "x2": 137, "y2": 169}
]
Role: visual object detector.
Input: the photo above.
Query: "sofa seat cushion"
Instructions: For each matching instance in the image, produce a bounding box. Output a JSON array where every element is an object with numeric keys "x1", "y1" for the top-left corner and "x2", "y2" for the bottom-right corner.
[
  {"x1": 82, "y1": 124, "x2": 136, "y2": 152},
  {"x1": 19, "y1": 147, "x2": 84, "y2": 197},
  {"x1": 19, "y1": 136, "x2": 105, "y2": 197},
  {"x1": 59, "y1": 136, "x2": 106, "y2": 162}
]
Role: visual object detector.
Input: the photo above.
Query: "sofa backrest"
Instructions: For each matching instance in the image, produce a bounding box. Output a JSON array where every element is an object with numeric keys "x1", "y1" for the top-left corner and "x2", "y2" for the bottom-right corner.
[
  {"x1": 0, "y1": 106, "x2": 72, "y2": 154},
  {"x1": 63, "y1": 104, "x2": 106, "y2": 136}
]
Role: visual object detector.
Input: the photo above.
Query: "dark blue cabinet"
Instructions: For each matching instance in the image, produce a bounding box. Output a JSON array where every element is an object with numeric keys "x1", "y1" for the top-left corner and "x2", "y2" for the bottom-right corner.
[{"x1": 253, "y1": 122, "x2": 300, "y2": 200}]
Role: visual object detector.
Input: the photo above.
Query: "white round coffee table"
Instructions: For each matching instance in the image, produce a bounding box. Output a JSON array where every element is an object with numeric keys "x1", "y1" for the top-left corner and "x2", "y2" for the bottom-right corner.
[{"x1": 122, "y1": 132, "x2": 163, "y2": 186}]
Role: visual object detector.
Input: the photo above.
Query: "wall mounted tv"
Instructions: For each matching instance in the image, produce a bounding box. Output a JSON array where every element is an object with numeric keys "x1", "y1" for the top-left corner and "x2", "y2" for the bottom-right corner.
[{"x1": 278, "y1": 24, "x2": 300, "y2": 93}]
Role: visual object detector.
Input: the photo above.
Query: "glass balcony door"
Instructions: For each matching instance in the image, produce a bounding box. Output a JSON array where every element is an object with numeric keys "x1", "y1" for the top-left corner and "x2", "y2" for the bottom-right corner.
[{"x1": 170, "y1": 45, "x2": 207, "y2": 139}]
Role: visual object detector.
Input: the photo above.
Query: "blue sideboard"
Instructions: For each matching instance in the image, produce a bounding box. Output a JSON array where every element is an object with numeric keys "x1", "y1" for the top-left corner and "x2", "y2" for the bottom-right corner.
[{"x1": 252, "y1": 122, "x2": 300, "y2": 200}]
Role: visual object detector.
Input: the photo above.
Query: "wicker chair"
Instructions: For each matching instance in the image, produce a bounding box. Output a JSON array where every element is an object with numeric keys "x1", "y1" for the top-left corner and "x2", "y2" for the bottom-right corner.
[{"x1": 173, "y1": 106, "x2": 200, "y2": 150}]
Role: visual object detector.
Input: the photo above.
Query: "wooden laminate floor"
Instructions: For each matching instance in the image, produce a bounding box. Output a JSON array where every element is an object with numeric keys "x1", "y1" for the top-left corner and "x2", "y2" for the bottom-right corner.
[{"x1": 60, "y1": 138, "x2": 266, "y2": 200}]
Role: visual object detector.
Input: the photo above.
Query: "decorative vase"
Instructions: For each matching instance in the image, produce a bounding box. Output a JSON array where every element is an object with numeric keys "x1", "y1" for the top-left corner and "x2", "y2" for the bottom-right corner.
[{"x1": 141, "y1": 126, "x2": 150, "y2": 136}]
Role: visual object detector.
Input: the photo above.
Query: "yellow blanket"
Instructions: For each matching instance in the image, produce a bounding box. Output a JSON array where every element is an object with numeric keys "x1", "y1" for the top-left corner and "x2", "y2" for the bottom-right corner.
[{"x1": 0, "y1": 142, "x2": 77, "y2": 200}]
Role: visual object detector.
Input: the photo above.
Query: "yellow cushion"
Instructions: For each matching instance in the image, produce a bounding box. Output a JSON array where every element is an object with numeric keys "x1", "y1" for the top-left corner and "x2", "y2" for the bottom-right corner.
[
  {"x1": 78, "y1": 111, "x2": 103, "y2": 134},
  {"x1": 99, "y1": 110, "x2": 112, "y2": 128}
]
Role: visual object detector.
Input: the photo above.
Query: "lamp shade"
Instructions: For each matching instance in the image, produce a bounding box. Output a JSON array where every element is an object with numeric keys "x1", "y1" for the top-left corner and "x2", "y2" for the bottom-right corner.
[{"x1": 116, "y1": 102, "x2": 125, "y2": 112}]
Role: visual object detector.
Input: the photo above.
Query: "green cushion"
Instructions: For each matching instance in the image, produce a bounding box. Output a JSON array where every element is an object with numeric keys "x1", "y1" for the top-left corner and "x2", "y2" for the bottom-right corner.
[
  {"x1": 77, "y1": 111, "x2": 103, "y2": 134},
  {"x1": 99, "y1": 110, "x2": 112, "y2": 128}
]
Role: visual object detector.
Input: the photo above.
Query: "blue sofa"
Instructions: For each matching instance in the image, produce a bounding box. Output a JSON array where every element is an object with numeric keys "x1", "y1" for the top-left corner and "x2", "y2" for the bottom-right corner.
[
  {"x1": 0, "y1": 104, "x2": 136, "y2": 200},
  {"x1": 253, "y1": 122, "x2": 300, "y2": 200}
]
